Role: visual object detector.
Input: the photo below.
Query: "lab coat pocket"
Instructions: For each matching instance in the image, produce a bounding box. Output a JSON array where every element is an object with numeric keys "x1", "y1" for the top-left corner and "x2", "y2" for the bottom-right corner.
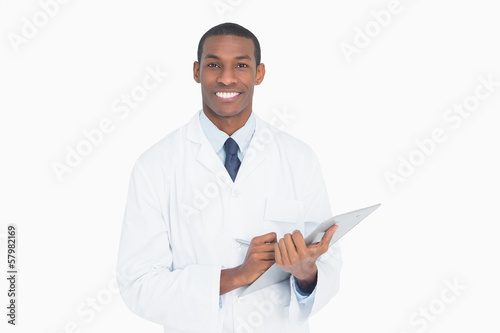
[
  {"x1": 264, "y1": 197, "x2": 303, "y2": 223},
  {"x1": 263, "y1": 197, "x2": 304, "y2": 236}
]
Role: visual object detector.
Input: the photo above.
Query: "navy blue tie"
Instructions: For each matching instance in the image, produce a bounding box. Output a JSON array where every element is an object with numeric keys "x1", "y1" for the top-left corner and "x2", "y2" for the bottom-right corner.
[{"x1": 224, "y1": 137, "x2": 241, "y2": 182}]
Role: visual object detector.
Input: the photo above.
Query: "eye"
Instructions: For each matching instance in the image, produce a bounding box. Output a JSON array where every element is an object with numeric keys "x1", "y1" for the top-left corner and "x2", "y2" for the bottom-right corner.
[
  {"x1": 236, "y1": 63, "x2": 248, "y2": 68},
  {"x1": 207, "y1": 63, "x2": 220, "y2": 68}
]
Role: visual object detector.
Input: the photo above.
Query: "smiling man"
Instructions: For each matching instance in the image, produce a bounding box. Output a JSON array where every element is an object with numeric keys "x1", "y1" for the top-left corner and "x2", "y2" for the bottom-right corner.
[
  {"x1": 117, "y1": 23, "x2": 342, "y2": 333},
  {"x1": 194, "y1": 33, "x2": 261, "y2": 133}
]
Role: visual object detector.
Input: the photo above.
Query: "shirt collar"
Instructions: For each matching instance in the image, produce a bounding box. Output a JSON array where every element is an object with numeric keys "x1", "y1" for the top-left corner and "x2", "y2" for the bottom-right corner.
[{"x1": 199, "y1": 110, "x2": 256, "y2": 155}]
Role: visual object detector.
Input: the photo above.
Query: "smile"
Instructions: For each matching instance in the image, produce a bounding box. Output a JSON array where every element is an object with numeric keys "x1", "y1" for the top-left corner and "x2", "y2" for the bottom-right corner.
[{"x1": 215, "y1": 91, "x2": 241, "y2": 99}]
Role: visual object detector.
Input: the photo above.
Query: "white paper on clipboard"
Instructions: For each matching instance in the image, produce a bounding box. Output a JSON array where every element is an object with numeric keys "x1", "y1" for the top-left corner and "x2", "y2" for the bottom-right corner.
[{"x1": 240, "y1": 203, "x2": 381, "y2": 297}]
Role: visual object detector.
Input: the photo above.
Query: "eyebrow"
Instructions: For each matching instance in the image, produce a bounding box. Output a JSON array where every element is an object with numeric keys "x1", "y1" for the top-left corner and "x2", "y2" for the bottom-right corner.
[{"x1": 204, "y1": 54, "x2": 252, "y2": 61}]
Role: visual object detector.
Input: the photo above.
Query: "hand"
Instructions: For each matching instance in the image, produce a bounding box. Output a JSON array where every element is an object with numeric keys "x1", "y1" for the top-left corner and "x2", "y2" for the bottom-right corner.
[
  {"x1": 220, "y1": 232, "x2": 277, "y2": 295},
  {"x1": 235, "y1": 232, "x2": 277, "y2": 286},
  {"x1": 275, "y1": 225, "x2": 338, "y2": 293}
]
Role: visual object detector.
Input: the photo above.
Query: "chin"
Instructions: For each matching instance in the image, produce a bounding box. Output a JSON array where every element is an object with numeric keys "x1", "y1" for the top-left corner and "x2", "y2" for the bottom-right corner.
[{"x1": 209, "y1": 104, "x2": 246, "y2": 118}]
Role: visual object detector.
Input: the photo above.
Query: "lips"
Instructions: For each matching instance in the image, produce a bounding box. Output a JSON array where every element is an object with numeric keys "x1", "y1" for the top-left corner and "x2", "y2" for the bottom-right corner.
[{"x1": 215, "y1": 91, "x2": 241, "y2": 100}]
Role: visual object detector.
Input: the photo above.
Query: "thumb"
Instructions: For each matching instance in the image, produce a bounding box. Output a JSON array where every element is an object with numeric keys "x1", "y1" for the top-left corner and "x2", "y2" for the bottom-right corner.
[{"x1": 319, "y1": 224, "x2": 338, "y2": 251}]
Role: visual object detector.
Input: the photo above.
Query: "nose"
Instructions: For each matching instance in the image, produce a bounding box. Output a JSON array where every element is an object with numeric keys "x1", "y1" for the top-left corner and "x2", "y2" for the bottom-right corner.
[{"x1": 216, "y1": 67, "x2": 237, "y2": 86}]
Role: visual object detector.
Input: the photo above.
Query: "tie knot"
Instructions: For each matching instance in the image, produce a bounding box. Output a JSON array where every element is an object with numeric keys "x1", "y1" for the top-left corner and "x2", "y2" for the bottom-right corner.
[{"x1": 224, "y1": 137, "x2": 239, "y2": 156}]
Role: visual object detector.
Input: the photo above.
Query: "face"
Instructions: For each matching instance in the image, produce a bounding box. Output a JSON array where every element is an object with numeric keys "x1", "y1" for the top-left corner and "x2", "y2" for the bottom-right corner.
[{"x1": 193, "y1": 35, "x2": 265, "y2": 120}]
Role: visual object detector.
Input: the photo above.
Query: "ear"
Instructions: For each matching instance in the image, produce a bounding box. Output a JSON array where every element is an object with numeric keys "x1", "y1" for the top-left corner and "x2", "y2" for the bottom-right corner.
[
  {"x1": 193, "y1": 61, "x2": 201, "y2": 83},
  {"x1": 255, "y1": 63, "x2": 266, "y2": 86}
]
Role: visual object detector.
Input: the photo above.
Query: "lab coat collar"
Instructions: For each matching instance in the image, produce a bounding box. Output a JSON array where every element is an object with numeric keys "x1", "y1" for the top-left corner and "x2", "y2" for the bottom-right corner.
[{"x1": 186, "y1": 111, "x2": 270, "y2": 186}]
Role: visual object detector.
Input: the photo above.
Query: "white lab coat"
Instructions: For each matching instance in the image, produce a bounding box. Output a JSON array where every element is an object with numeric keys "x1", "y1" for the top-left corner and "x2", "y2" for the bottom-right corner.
[{"x1": 117, "y1": 111, "x2": 342, "y2": 333}]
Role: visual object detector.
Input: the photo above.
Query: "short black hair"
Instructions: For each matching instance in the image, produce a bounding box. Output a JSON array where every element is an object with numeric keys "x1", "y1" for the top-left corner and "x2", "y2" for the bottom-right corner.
[{"x1": 197, "y1": 22, "x2": 261, "y2": 66}]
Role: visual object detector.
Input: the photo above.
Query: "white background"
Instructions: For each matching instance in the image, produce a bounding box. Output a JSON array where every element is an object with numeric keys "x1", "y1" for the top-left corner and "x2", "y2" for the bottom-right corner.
[{"x1": 1, "y1": 0, "x2": 499, "y2": 332}]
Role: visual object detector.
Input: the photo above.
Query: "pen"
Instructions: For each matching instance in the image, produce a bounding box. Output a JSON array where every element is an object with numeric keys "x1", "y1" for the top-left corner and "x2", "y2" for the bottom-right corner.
[{"x1": 235, "y1": 239, "x2": 251, "y2": 247}]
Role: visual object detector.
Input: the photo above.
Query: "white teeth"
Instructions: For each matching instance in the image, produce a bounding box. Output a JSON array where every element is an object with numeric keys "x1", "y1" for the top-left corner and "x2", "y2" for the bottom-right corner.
[{"x1": 216, "y1": 92, "x2": 239, "y2": 99}]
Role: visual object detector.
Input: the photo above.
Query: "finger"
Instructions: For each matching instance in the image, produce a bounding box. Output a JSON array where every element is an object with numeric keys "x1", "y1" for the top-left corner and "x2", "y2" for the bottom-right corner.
[
  {"x1": 251, "y1": 232, "x2": 277, "y2": 244},
  {"x1": 274, "y1": 243, "x2": 283, "y2": 266},
  {"x1": 284, "y1": 233, "x2": 299, "y2": 263},
  {"x1": 291, "y1": 230, "x2": 308, "y2": 258},
  {"x1": 251, "y1": 243, "x2": 276, "y2": 252},
  {"x1": 255, "y1": 251, "x2": 276, "y2": 261},
  {"x1": 278, "y1": 238, "x2": 291, "y2": 266}
]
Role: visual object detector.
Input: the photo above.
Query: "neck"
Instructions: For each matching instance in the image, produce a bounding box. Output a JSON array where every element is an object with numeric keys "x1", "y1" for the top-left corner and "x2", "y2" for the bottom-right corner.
[{"x1": 203, "y1": 107, "x2": 252, "y2": 136}]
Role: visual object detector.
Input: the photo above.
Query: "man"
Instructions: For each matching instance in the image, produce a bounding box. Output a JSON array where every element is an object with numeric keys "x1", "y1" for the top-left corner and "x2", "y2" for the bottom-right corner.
[{"x1": 117, "y1": 23, "x2": 342, "y2": 332}]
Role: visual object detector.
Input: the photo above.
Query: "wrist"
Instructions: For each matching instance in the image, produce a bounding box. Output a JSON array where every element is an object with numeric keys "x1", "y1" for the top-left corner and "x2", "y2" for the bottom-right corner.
[
  {"x1": 232, "y1": 265, "x2": 247, "y2": 287},
  {"x1": 220, "y1": 266, "x2": 246, "y2": 295},
  {"x1": 295, "y1": 266, "x2": 318, "y2": 294}
]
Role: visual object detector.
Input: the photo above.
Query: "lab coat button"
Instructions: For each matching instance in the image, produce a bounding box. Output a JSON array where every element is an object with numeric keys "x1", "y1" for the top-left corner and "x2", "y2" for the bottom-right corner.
[{"x1": 238, "y1": 297, "x2": 246, "y2": 304}]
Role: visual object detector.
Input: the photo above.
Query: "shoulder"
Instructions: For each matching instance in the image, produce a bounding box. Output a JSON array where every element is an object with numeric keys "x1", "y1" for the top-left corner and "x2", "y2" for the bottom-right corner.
[
  {"x1": 133, "y1": 123, "x2": 188, "y2": 176},
  {"x1": 255, "y1": 115, "x2": 320, "y2": 163}
]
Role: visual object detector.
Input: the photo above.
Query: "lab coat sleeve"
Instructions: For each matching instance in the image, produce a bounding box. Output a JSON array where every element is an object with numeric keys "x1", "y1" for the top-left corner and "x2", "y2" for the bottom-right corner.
[
  {"x1": 288, "y1": 153, "x2": 342, "y2": 325},
  {"x1": 117, "y1": 158, "x2": 221, "y2": 332}
]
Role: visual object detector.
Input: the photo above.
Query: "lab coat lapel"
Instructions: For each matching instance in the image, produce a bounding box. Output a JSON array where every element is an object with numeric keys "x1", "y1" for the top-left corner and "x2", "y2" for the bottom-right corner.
[
  {"x1": 186, "y1": 112, "x2": 233, "y2": 184},
  {"x1": 235, "y1": 115, "x2": 272, "y2": 184}
]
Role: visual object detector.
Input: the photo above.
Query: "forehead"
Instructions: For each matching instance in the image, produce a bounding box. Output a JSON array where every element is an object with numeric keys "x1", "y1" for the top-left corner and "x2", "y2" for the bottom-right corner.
[{"x1": 202, "y1": 35, "x2": 255, "y2": 61}]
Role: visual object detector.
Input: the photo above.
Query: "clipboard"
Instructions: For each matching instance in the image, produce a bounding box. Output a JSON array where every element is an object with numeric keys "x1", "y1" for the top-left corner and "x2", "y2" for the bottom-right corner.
[{"x1": 240, "y1": 203, "x2": 381, "y2": 296}]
